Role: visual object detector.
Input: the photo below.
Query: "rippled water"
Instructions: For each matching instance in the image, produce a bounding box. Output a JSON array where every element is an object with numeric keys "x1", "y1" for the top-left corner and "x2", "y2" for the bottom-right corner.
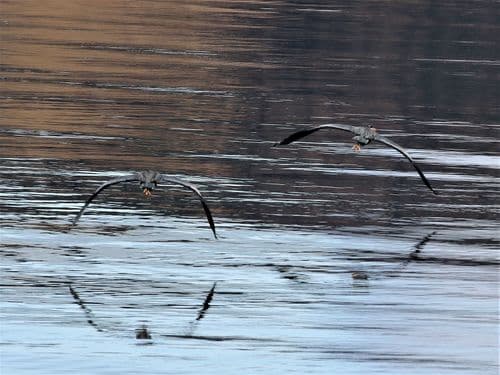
[{"x1": 1, "y1": 1, "x2": 499, "y2": 374}]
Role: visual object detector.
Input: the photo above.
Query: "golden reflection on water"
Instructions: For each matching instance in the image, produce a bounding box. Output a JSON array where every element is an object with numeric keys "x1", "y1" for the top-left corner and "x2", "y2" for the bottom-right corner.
[{"x1": 2, "y1": 2, "x2": 290, "y2": 183}]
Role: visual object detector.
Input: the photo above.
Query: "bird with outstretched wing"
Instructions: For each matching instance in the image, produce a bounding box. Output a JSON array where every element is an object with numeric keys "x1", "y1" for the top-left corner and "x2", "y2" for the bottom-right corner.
[
  {"x1": 71, "y1": 171, "x2": 217, "y2": 238},
  {"x1": 274, "y1": 124, "x2": 438, "y2": 195}
]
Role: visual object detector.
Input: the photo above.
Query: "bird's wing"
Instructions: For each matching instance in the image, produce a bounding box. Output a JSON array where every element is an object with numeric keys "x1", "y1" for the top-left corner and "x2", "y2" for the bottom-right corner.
[
  {"x1": 374, "y1": 135, "x2": 438, "y2": 195},
  {"x1": 273, "y1": 123, "x2": 355, "y2": 146},
  {"x1": 71, "y1": 174, "x2": 140, "y2": 225},
  {"x1": 159, "y1": 175, "x2": 217, "y2": 239}
]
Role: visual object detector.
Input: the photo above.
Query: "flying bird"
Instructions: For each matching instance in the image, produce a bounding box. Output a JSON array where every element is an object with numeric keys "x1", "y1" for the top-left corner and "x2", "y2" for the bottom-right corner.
[
  {"x1": 274, "y1": 124, "x2": 438, "y2": 194},
  {"x1": 71, "y1": 171, "x2": 217, "y2": 238}
]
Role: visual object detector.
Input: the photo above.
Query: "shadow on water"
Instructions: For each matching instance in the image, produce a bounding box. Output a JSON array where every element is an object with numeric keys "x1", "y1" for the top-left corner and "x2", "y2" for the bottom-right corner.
[
  {"x1": 68, "y1": 285, "x2": 105, "y2": 333},
  {"x1": 1, "y1": 0, "x2": 499, "y2": 374}
]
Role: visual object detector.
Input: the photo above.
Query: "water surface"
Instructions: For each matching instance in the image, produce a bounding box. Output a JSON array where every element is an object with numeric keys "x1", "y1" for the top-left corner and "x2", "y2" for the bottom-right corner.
[{"x1": 1, "y1": 1, "x2": 499, "y2": 374}]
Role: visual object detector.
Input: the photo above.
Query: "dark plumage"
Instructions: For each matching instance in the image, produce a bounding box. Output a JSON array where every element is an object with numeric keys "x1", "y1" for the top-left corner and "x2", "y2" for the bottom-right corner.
[
  {"x1": 71, "y1": 171, "x2": 217, "y2": 238},
  {"x1": 274, "y1": 124, "x2": 438, "y2": 194}
]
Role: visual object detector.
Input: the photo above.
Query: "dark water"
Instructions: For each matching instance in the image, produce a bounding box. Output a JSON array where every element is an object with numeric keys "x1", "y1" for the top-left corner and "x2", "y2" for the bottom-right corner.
[{"x1": 1, "y1": 1, "x2": 499, "y2": 374}]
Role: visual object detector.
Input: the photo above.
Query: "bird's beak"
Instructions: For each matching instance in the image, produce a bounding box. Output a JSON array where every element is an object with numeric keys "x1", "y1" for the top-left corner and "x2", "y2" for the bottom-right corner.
[{"x1": 143, "y1": 188, "x2": 152, "y2": 197}]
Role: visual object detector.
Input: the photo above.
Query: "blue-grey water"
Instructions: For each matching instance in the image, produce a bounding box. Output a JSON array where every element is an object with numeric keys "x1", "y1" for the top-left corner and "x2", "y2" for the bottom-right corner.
[{"x1": 1, "y1": 1, "x2": 499, "y2": 374}]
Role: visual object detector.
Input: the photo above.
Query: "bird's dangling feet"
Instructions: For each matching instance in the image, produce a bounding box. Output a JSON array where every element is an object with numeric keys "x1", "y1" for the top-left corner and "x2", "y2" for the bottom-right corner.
[
  {"x1": 352, "y1": 143, "x2": 362, "y2": 152},
  {"x1": 143, "y1": 188, "x2": 152, "y2": 197}
]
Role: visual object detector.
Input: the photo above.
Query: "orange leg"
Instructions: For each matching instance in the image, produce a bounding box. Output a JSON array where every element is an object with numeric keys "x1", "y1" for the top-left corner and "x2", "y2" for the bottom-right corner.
[
  {"x1": 352, "y1": 143, "x2": 362, "y2": 152},
  {"x1": 143, "y1": 188, "x2": 152, "y2": 197}
]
